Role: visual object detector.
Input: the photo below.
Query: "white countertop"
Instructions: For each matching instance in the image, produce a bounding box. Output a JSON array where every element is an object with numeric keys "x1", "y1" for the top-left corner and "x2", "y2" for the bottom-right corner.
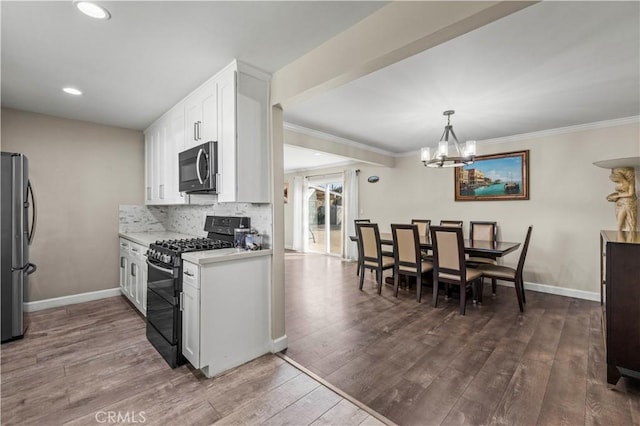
[
  {"x1": 119, "y1": 231, "x2": 271, "y2": 264},
  {"x1": 182, "y1": 248, "x2": 272, "y2": 265},
  {"x1": 119, "y1": 231, "x2": 197, "y2": 247}
]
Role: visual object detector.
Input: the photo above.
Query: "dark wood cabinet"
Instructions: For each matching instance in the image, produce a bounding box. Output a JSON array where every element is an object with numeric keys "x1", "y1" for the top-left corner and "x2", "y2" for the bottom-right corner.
[{"x1": 600, "y1": 230, "x2": 640, "y2": 385}]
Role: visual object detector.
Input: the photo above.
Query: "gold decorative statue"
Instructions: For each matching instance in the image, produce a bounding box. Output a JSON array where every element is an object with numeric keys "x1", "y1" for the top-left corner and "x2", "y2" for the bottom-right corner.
[{"x1": 606, "y1": 167, "x2": 637, "y2": 234}]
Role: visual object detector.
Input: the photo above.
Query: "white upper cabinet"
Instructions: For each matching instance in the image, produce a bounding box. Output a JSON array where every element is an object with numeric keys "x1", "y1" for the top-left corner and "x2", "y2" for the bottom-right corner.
[
  {"x1": 184, "y1": 79, "x2": 217, "y2": 150},
  {"x1": 144, "y1": 103, "x2": 187, "y2": 205},
  {"x1": 217, "y1": 62, "x2": 270, "y2": 203},
  {"x1": 145, "y1": 60, "x2": 270, "y2": 204}
]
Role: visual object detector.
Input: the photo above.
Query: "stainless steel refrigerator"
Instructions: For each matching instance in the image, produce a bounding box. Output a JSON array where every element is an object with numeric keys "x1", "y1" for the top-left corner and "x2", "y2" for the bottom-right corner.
[{"x1": 1, "y1": 152, "x2": 37, "y2": 343}]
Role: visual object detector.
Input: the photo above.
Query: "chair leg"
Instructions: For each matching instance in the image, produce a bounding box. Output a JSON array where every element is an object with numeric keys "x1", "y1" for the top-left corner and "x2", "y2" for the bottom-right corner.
[
  {"x1": 513, "y1": 277, "x2": 524, "y2": 313},
  {"x1": 433, "y1": 280, "x2": 439, "y2": 307},
  {"x1": 377, "y1": 269, "x2": 383, "y2": 295},
  {"x1": 359, "y1": 267, "x2": 365, "y2": 290},
  {"x1": 520, "y1": 275, "x2": 527, "y2": 304},
  {"x1": 416, "y1": 274, "x2": 422, "y2": 303},
  {"x1": 492, "y1": 279, "x2": 497, "y2": 295},
  {"x1": 460, "y1": 283, "x2": 466, "y2": 315},
  {"x1": 393, "y1": 270, "x2": 400, "y2": 298},
  {"x1": 472, "y1": 279, "x2": 479, "y2": 304}
]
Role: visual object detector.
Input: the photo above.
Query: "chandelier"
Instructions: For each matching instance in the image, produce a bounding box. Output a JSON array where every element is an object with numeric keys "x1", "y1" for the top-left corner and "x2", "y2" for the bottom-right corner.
[{"x1": 421, "y1": 110, "x2": 476, "y2": 168}]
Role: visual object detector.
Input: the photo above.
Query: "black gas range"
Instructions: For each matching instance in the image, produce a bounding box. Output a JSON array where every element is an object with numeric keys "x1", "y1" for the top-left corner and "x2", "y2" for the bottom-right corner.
[{"x1": 146, "y1": 215, "x2": 250, "y2": 368}]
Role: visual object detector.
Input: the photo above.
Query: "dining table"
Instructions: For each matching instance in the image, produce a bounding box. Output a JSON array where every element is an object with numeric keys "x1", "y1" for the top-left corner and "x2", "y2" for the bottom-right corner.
[
  {"x1": 350, "y1": 232, "x2": 521, "y2": 296},
  {"x1": 350, "y1": 233, "x2": 521, "y2": 258}
]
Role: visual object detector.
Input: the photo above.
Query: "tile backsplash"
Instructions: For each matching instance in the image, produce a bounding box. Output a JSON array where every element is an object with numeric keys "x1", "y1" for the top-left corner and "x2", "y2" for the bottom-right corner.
[
  {"x1": 119, "y1": 205, "x2": 167, "y2": 233},
  {"x1": 119, "y1": 203, "x2": 272, "y2": 247}
]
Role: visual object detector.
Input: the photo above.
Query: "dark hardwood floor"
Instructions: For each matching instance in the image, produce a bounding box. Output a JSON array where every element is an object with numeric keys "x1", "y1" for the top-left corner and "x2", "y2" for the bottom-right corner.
[
  {"x1": 0, "y1": 296, "x2": 383, "y2": 425},
  {"x1": 284, "y1": 252, "x2": 640, "y2": 426}
]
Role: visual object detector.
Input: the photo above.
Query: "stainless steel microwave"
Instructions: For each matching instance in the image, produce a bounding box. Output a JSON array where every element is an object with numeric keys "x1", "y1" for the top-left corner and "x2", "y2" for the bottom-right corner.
[{"x1": 178, "y1": 141, "x2": 218, "y2": 193}]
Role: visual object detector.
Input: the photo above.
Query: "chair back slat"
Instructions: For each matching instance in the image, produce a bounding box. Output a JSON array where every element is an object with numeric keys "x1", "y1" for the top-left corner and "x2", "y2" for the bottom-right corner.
[
  {"x1": 411, "y1": 219, "x2": 431, "y2": 238},
  {"x1": 440, "y1": 220, "x2": 463, "y2": 228},
  {"x1": 436, "y1": 231, "x2": 460, "y2": 271},
  {"x1": 396, "y1": 228, "x2": 417, "y2": 264},
  {"x1": 516, "y1": 226, "x2": 534, "y2": 275},
  {"x1": 430, "y1": 226, "x2": 467, "y2": 281},
  {"x1": 470, "y1": 221, "x2": 497, "y2": 242},
  {"x1": 360, "y1": 226, "x2": 379, "y2": 260}
]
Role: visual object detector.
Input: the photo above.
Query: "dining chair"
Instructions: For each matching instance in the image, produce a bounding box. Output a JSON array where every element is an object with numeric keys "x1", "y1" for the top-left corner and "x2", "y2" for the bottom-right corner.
[
  {"x1": 430, "y1": 226, "x2": 482, "y2": 315},
  {"x1": 356, "y1": 222, "x2": 394, "y2": 294},
  {"x1": 476, "y1": 226, "x2": 533, "y2": 313},
  {"x1": 411, "y1": 219, "x2": 431, "y2": 238},
  {"x1": 440, "y1": 220, "x2": 463, "y2": 227},
  {"x1": 467, "y1": 221, "x2": 499, "y2": 294},
  {"x1": 411, "y1": 219, "x2": 432, "y2": 259},
  {"x1": 391, "y1": 224, "x2": 433, "y2": 303},
  {"x1": 354, "y1": 219, "x2": 371, "y2": 276}
]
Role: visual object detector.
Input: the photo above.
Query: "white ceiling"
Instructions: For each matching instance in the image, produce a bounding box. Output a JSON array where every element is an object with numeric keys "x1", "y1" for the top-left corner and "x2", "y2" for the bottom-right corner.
[
  {"x1": 2, "y1": 2, "x2": 638, "y2": 173},
  {"x1": 284, "y1": 1, "x2": 640, "y2": 155},
  {"x1": 0, "y1": 1, "x2": 386, "y2": 130}
]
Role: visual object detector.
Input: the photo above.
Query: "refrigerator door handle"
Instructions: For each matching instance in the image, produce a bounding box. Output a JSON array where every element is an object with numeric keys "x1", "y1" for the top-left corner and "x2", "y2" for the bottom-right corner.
[
  {"x1": 27, "y1": 181, "x2": 36, "y2": 245},
  {"x1": 25, "y1": 263, "x2": 37, "y2": 275}
]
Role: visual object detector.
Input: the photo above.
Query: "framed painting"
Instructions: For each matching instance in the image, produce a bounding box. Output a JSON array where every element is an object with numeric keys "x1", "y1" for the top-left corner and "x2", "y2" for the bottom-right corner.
[{"x1": 454, "y1": 150, "x2": 529, "y2": 201}]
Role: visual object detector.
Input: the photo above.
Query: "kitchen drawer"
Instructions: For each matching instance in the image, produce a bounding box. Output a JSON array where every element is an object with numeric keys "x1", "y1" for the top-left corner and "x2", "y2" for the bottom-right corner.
[
  {"x1": 119, "y1": 238, "x2": 130, "y2": 250},
  {"x1": 129, "y1": 242, "x2": 146, "y2": 259},
  {"x1": 182, "y1": 261, "x2": 199, "y2": 288}
]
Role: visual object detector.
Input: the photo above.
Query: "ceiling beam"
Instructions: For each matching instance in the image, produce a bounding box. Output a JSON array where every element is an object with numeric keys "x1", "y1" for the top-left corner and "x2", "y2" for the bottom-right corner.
[{"x1": 271, "y1": 1, "x2": 537, "y2": 109}]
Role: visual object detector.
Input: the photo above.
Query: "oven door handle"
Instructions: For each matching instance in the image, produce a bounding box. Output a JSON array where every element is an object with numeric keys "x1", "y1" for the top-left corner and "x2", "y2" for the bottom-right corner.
[
  {"x1": 196, "y1": 148, "x2": 205, "y2": 184},
  {"x1": 146, "y1": 258, "x2": 174, "y2": 275}
]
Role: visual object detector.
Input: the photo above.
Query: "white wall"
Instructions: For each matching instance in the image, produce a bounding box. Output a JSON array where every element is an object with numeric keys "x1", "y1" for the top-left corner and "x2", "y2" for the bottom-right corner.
[
  {"x1": 1, "y1": 108, "x2": 144, "y2": 301},
  {"x1": 285, "y1": 120, "x2": 639, "y2": 295}
]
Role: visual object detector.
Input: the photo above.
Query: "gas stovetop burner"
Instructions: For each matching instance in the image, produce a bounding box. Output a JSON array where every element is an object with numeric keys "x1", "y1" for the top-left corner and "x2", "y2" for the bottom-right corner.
[{"x1": 152, "y1": 237, "x2": 233, "y2": 254}]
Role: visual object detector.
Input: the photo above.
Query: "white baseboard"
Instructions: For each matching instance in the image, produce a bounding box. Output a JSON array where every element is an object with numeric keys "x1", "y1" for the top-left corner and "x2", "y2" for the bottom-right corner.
[
  {"x1": 285, "y1": 245, "x2": 294, "y2": 250},
  {"x1": 496, "y1": 281, "x2": 599, "y2": 302},
  {"x1": 24, "y1": 287, "x2": 122, "y2": 312},
  {"x1": 271, "y1": 334, "x2": 288, "y2": 352}
]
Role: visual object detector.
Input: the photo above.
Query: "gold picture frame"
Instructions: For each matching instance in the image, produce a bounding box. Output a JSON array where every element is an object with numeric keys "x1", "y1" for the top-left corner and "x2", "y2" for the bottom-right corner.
[{"x1": 454, "y1": 150, "x2": 529, "y2": 201}]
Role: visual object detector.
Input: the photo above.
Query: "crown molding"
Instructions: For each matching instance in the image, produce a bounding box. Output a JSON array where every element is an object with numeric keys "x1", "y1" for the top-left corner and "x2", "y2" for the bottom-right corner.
[
  {"x1": 283, "y1": 122, "x2": 396, "y2": 157},
  {"x1": 401, "y1": 115, "x2": 640, "y2": 158},
  {"x1": 284, "y1": 159, "x2": 358, "y2": 175},
  {"x1": 478, "y1": 115, "x2": 639, "y2": 146}
]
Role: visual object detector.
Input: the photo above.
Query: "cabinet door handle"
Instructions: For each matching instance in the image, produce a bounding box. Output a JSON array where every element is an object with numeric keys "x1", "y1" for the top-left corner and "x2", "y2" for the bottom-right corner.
[
  {"x1": 193, "y1": 122, "x2": 197, "y2": 141},
  {"x1": 179, "y1": 292, "x2": 184, "y2": 311},
  {"x1": 197, "y1": 121, "x2": 202, "y2": 140},
  {"x1": 120, "y1": 257, "x2": 125, "y2": 268},
  {"x1": 159, "y1": 184, "x2": 164, "y2": 200},
  {"x1": 131, "y1": 263, "x2": 136, "y2": 277},
  {"x1": 184, "y1": 270, "x2": 194, "y2": 277},
  {"x1": 131, "y1": 248, "x2": 139, "y2": 253},
  {"x1": 146, "y1": 186, "x2": 151, "y2": 200}
]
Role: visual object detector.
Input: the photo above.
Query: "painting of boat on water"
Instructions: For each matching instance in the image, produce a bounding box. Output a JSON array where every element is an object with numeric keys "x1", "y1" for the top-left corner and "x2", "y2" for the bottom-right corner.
[{"x1": 454, "y1": 150, "x2": 529, "y2": 201}]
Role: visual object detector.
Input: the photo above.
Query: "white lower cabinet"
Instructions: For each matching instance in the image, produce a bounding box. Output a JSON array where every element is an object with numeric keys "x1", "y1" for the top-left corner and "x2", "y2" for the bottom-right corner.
[
  {"x1": 119, "y1": 238, "x2": 148, "y2": 316},
  {"x1": 119, "y1": 239, "x2": 130, "y2": 295},
  {"x1": 181, "y1": 261, "x2": 200, "y2": 367},
  {"x1": 180, "y1": 254, "x2": 271, "y2": 377}
]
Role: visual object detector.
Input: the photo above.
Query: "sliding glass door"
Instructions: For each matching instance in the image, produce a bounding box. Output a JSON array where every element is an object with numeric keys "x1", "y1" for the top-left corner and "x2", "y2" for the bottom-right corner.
[{"x1": 307, "y1": 178, "x2": 343, "y2": 256}]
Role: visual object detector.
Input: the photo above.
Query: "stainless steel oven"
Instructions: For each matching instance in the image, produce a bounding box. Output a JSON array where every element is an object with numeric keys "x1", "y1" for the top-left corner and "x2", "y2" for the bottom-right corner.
[
  {"x1": 178, "y1": 141, "x2": 218, "y2": 193},
  {"x1": 146, "y1": 256, "x2": 182, "y2": 367},
  {"x1": 145, "y1": 216, "x2": 250, "y2": 368}
]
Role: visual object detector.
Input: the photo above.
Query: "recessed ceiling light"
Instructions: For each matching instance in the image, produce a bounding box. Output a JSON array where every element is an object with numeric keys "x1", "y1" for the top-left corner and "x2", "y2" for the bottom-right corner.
[
  {"x1": 74, "y1": 1, "x2": 111, "y2": 20},
  {"x1": 63, "y1": 87, "x2": 83, "y2": 96}
]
